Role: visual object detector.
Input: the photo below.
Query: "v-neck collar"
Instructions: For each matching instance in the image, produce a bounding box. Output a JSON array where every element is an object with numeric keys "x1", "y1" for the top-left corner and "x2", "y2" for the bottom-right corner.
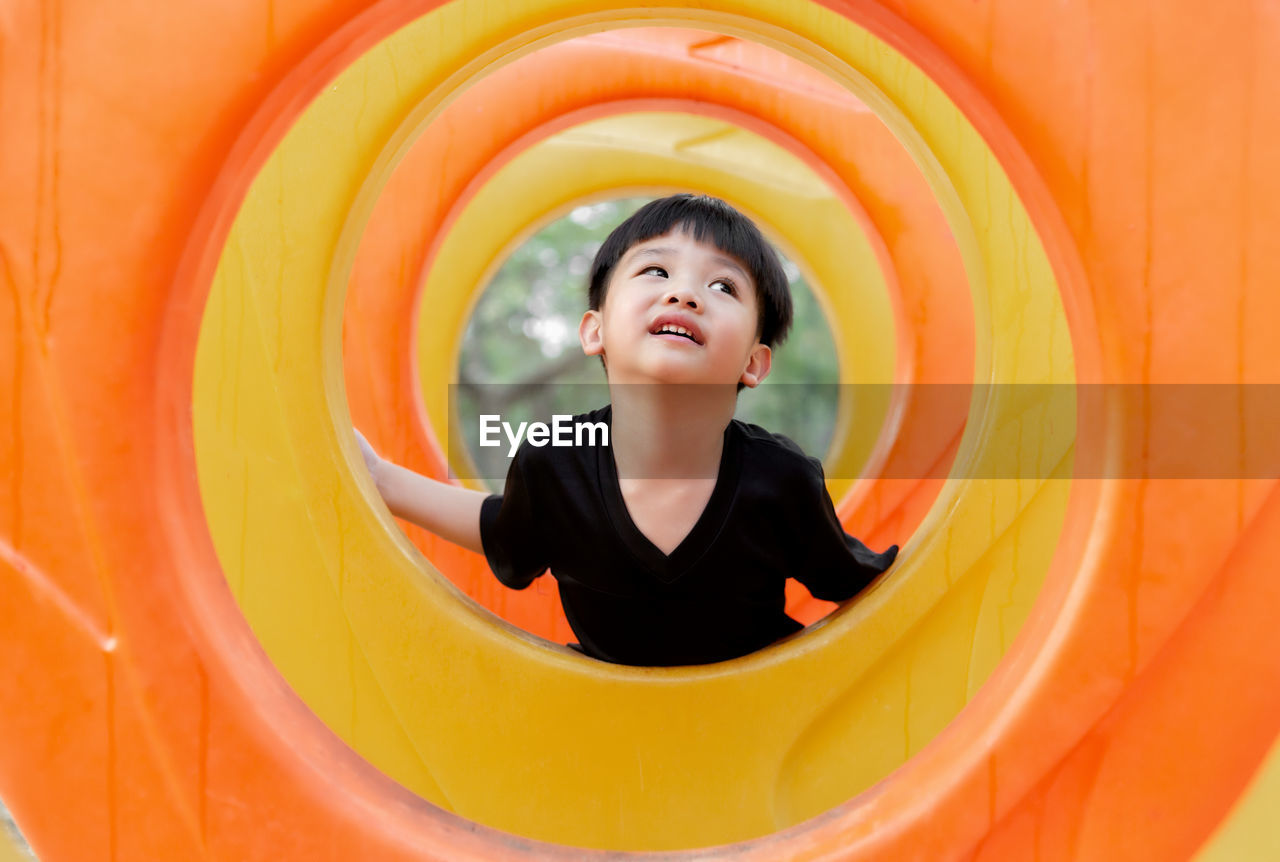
[{"x1": 595, "y1": 403, "x2": 742, "y2": 583}]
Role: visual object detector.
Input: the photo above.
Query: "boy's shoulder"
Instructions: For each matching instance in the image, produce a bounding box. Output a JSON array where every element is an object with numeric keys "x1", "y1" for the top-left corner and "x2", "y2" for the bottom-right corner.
[{"x1": 729, "y1": 417, "x2": 825, "y2": 488}]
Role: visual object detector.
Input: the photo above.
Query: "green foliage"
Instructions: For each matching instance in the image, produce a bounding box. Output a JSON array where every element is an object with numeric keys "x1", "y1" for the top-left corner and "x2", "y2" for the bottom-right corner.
[{"x1": 456, "y1": 197, "x2": 838, "y2": 485}]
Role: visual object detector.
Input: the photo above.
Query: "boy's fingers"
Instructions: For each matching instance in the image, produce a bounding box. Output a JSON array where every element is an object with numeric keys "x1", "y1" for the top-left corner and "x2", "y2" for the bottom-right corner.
[{"x1": 353, "y1": 428, "x2": 381, "y2": 474}]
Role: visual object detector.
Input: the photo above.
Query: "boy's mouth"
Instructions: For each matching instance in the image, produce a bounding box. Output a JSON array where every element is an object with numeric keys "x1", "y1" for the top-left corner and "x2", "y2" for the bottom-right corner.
[{"x1": 648, "y1": 315, "x2": 704, "y2": 345}]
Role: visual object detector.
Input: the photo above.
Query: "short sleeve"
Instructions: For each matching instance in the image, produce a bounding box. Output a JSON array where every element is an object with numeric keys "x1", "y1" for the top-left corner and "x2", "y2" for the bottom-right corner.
[
  {"x1": 790, "y1": 456, "x2": 899, "y2": 602},
  {"x1": 478, "y1": 443, "x2": 550, "y2": 590}
]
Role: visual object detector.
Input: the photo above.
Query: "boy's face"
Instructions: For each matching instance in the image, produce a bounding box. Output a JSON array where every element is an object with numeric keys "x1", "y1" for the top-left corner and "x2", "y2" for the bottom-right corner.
[{"x1": 578, "y1": 228, "x2": 772, "y2": 388}]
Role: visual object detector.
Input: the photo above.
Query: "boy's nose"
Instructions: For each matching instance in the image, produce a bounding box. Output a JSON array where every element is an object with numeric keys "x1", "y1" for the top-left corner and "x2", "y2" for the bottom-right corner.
[{"x1": 662, "y1": 282, "x2": 699, "y2": 309}]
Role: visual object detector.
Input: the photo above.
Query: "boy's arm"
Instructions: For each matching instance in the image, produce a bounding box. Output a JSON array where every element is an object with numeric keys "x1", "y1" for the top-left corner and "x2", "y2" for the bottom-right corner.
[
  {"x1": 356, "y1": 429, "x2": 487, "y2": 555},
  {"x1": 789, "y1": 455, "x2": 898, "y2": 602}
]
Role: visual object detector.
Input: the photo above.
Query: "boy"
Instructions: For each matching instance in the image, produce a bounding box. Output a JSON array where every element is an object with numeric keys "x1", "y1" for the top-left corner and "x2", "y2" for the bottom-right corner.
[{"x1": 357, "y1": 194, "x2": 898, "y2": 667}]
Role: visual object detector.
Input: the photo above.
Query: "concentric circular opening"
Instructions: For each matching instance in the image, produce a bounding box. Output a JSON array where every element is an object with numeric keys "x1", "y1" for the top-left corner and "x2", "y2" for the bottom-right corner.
[{"x1": 187, "y1": 3, "x2": 1078, "y2": 852}]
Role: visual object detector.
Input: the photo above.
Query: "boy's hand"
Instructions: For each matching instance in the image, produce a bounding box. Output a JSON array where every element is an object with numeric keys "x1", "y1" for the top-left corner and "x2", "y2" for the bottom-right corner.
[
  {"x1": 354, "y1": 428, "x2": 382, "y2": 485},
  {"x1": 350, "y1": 426, "x2": 487, "y2": 555}
]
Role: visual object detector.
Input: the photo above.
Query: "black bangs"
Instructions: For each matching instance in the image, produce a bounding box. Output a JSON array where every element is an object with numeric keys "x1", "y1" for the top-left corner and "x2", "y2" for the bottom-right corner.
[{"x1": 587, "y1": 194, "x2": 793, "y2": 349}]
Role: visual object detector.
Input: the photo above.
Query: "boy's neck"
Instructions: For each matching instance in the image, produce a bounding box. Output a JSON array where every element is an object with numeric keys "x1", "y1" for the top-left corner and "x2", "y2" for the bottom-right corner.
[{"x1": 608, "y1": 384, "x2": 737, "y2": 480}]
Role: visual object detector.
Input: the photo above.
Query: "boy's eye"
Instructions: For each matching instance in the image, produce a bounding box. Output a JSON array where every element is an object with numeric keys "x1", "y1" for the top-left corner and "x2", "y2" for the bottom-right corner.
[{"x1": 638, "y1": 265, "x2": 738, "y2": 296}]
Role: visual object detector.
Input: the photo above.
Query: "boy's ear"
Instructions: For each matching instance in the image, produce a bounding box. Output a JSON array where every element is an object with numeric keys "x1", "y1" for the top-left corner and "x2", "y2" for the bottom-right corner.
[
  {"x1": 739, "y1": 342, "x2": 772, "y2": 388},
  {"x1": 579, "y1": 309, "x2": 604, "y2": 358}
]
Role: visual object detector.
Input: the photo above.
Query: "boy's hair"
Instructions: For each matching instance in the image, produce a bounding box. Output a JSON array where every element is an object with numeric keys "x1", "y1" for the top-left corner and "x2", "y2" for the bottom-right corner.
[{"x1": 586, "y1": 194, "x2": 793, "y2": 390}]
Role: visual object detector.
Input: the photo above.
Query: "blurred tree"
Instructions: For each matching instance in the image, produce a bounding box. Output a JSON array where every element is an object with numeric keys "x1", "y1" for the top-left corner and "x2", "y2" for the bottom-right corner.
[{"x1": 455, "y1": 197, "x2": 839, "y2": 486}]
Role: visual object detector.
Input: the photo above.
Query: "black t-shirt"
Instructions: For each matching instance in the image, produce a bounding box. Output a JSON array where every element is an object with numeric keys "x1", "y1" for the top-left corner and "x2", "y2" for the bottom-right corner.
[{"x1": 478, "y1": 404, "x2": 899, "y2": 667}]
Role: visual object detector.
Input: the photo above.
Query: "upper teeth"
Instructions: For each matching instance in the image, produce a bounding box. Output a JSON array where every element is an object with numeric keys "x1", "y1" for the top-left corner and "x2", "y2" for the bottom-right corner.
[{"x1": 658, "y1": 324, "x2": 694, "y2": 339}]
